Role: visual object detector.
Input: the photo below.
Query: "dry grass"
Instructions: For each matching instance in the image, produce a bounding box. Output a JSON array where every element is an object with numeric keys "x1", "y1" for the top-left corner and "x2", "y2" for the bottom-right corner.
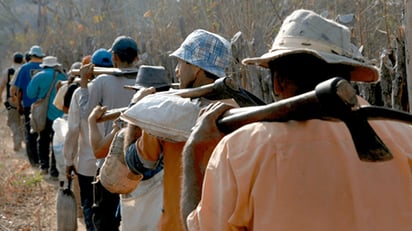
[{"x1": 0, "y1": 108, "x2": 58, "y2": 230}]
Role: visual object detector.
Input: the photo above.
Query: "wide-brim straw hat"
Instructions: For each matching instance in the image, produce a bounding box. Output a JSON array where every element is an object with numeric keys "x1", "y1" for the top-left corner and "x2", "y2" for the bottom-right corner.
[{"x1": 242, "y1": 9, "x2": 379, "y2": 82}]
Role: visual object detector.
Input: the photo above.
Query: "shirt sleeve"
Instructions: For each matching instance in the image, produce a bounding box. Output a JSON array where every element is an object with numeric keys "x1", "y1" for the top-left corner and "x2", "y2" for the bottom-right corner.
[
  {"x1": 79, "y1": 79, "x2": 101, "y2": 118},
  {"x1": 63, "y1": 91, "x2": 80, "y2": 166},
  {"x1": 186, "y1": 138, "x2": 239, "y2": 230},
  {"x1": 26, "y1": 73, "x2": 39, "y2": 99}
]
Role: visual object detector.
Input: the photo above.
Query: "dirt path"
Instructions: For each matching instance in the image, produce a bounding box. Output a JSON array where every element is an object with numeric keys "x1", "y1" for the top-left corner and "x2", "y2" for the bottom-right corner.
[{"x1": 0, "y1": 107, "x2": 86, "y2": 230}]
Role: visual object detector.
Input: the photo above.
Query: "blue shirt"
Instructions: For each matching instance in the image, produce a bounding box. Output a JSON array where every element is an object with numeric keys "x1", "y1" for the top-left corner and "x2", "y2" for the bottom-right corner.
[
  {"x1": 14, "y1": 61, "x2": 42, "y2": 107},
  {"x1": 26, "y1": 68, "x2": 67, "y2": 120}
]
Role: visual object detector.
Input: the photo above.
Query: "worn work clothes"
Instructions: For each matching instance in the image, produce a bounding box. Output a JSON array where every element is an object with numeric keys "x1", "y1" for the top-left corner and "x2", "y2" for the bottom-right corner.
[
  {"x1": 26, "y1": 68, "x2": 67, "y2": 120},
  {"x1": 78, "y1": 73, "x2": 135, "y2": 168},
  {"x1": 64, "y1": 88, "x2": 97, "y2": 177},
  {"x1": 125, "y1": 131, "x2": 186, "y2": 231},
  {"x1": 14, "y1": 61, "x2": 42, "y2": 107},
  {"x1": 188, "y1": 119, "x2": 412, "y2": 231},
  {"x1": 78, "y1": 73, "x2": 135, "y2": 231}
]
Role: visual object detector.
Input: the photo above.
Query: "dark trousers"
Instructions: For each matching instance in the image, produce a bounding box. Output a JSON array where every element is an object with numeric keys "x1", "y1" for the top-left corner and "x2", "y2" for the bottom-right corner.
[
  {"x1": 23, "y1": 107, "x2": 39, "y2": 166},
  {"x1": 38, "y1": 118, "x2": 59, "y2": 177},
  {"x1": 78, "y1": 174, "x2": 96, "y2": 231},
  {"x1": 92, "y1": 168, "x2": 121, "y2": 231}
]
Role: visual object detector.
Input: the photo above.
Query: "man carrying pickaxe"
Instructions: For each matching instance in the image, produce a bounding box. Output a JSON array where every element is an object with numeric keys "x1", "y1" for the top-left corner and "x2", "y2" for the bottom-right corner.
[{"x1": 181, "y1": 9, "x2": 412, "y2": 231}]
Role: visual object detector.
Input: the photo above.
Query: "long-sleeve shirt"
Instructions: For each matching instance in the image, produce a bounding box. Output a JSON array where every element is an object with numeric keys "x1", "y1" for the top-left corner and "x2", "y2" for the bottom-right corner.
[
  {"x1": 187, "y1": 119, "x2": 412, "y2": 231},
  {"x1": 63, "y1": 88, "x2": 97, "y2": 177},
  {"x1": 78, "y1": 73, "x2": 135, "y2": 167}
]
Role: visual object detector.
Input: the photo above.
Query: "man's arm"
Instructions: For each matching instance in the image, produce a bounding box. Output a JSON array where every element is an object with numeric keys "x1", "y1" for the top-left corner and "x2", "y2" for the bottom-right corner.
[
  {"x1": 63, "y1": 91, "x2": 81, "y2": 181},
  {"x1": 78, "y1": 63, "x2": 95, "y2": 118},
  {"x1": 88, "y1": 105, "x2": 120, "y2": 159},
  {"x1": 0, "y1": 69, "x2": 8, "y2": 102},
  {"x1": 181, "y1": 102, "x2": 232, "y2": 229}
]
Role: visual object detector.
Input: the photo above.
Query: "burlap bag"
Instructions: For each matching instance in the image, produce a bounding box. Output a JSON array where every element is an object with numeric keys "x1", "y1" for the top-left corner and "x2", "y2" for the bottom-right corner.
[{"x1": 98, "y1": 128, "x2": 143, "y2": 194}]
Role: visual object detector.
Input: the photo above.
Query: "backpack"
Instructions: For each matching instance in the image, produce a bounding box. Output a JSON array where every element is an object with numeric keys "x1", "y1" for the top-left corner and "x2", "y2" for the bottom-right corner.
[{"x1": 3, "y1": 68, "x2": 15, "y2": 110}]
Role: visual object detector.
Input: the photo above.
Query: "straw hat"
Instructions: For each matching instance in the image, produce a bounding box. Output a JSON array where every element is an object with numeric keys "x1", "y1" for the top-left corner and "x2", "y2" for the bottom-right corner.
[{"x1": 242, "y1": 9, "x2": 379, "y2": 82}]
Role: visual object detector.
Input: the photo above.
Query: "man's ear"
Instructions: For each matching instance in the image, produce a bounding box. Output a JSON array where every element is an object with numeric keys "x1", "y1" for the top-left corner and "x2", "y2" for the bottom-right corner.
[
  {"x1": 273, "y1": 77, "x2": 282, "y2": 95},
  {"x1": 111, "y1": 53, "x2": 119, "y2": 63}
]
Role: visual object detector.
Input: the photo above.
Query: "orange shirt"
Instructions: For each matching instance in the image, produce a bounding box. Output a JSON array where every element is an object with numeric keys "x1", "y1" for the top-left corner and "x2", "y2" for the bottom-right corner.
[
  {"x1": 188, "y1": 119, "x2": 412, "y2": 230},
  {"x1": 137, "y1": 131, "x2": 186, "y2": 231}
]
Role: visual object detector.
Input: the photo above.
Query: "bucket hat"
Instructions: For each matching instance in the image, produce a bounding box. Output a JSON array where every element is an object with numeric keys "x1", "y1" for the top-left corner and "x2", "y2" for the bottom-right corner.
[
  {"x1": 92, "y1": 48, "x2": 113, "y2": 67},
  {"x1": 242, "y1": 9, "x2": 379, "y2": 82},
  {"x1": 125, "y1": 65, "x2": 171, "y2": 90},
  {"x1": 40, "y1": 56, "x2": 61, "y2": 68},
  {"x1": 28, "y1": 45, "x2": 46, "y2": 58},
  {"x1": 170, "y1": 29, "x2": 232, "y2": 78}
]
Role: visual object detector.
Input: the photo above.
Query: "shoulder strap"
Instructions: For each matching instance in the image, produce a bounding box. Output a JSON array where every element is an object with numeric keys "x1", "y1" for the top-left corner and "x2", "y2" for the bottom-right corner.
[{"x1": 45, "y1": 70, "x2": 58, "y2": 100}]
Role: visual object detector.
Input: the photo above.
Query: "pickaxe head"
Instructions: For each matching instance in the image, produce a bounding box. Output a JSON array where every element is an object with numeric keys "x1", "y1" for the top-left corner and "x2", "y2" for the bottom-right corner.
[{"x1": 315, "y1": 77, "x2": 393, "y2": 162}]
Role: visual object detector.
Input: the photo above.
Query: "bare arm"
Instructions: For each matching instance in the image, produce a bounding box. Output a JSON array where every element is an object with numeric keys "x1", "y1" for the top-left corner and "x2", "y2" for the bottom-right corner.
[
  {"x1": 123, "y1": 87, "x2": 156, "y2": 152},
  {"x1": 88, "y1": 105, "x2": 120, "y2": 159},
  {"x1": 181, "y1": 102, "x2": 232, "y2": 229}
]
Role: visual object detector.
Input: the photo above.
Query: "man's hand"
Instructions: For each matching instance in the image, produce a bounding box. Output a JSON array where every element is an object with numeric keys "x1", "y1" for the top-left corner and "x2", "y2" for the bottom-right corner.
[
  {"x1": 88, "y1": 105, "x2": 107, "y2": 123},
  {"x1": 66, "y1": 165, "x2": 77, "y2": 181},
  {"x1": 190, "y1": 102, "x2": 233, "y2": 151},
  {"x1": 130, "y1": 87, "x2": 156, "y2": 104},
  {"x1": 79, "y1": 63, "x2": 94, "y2": 88}
]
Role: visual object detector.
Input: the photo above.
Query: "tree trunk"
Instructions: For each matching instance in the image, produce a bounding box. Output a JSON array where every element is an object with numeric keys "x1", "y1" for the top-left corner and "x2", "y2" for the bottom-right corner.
[{"x1": 405, "y1": 0, "x2": 412, "y2": 111}]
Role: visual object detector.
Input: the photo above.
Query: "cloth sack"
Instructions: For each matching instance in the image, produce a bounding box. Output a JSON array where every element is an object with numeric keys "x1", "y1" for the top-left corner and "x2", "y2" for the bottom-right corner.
[
  {"x1": 30, "y1": 98, "x2": 49, "y2": 133},
  {"x1": 56, "y1": 181, "x2": 77, "y2": 231},
  {"x1": 121, "y1": 93, "x2": 202, "y2": 142},
  {"x1": 52, "y1": 116, "x2": 69, "y2": 183},
  {"x1": 120, "y1": 170, "x2": 164, "y2": 231},
  {"x1": 53, "y1": 83, "x2": 68, "y2": 111},
  {"x1": 30, "y1": 70, "x2": 57, "y2": 133},
  {"x1": 98, "y1": 128, "x2": 143, "y2": 194}
]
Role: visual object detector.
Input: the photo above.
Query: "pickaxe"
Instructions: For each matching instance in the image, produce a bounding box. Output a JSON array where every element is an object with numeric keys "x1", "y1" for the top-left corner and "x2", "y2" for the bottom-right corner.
[{"x1": 217, "y1": 77, "x2": 412, "y2": 162}]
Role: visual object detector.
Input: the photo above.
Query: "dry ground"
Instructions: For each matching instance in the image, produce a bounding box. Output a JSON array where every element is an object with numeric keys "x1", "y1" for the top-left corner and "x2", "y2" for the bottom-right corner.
[{"x1": 0, "y1": 107, "x2": 86, "y2": 231}]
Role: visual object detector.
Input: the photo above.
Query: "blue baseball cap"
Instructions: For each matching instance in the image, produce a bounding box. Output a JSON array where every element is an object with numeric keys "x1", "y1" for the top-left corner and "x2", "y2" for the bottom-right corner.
[
  {"x1": 92, "y1": 48, "x2": 113, "y2": 67},
  {"x1": 28, "y1": 45, "x2": 45, "y2": 58},
  {"x1": 169, "y1": 29, "x2": 232, "y2": 78},
  {"x1": 109, "y1": 36, "x2": 138, "y2": 57}
]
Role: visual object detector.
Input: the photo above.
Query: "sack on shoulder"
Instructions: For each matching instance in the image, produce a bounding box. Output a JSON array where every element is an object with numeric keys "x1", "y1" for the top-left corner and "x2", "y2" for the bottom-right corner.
[{"x1": 30, "y1": 99, "x2": 48, "y2": 133}]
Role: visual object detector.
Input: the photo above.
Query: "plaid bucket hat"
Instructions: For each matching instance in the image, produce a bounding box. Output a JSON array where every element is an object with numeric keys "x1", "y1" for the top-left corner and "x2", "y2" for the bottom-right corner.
[
  {"x1": 242, "y1": 9, "x2": 379, "y2": 82},
  {"x1": 170, "y1": 29, "x2": 232, "y2": 78}
]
